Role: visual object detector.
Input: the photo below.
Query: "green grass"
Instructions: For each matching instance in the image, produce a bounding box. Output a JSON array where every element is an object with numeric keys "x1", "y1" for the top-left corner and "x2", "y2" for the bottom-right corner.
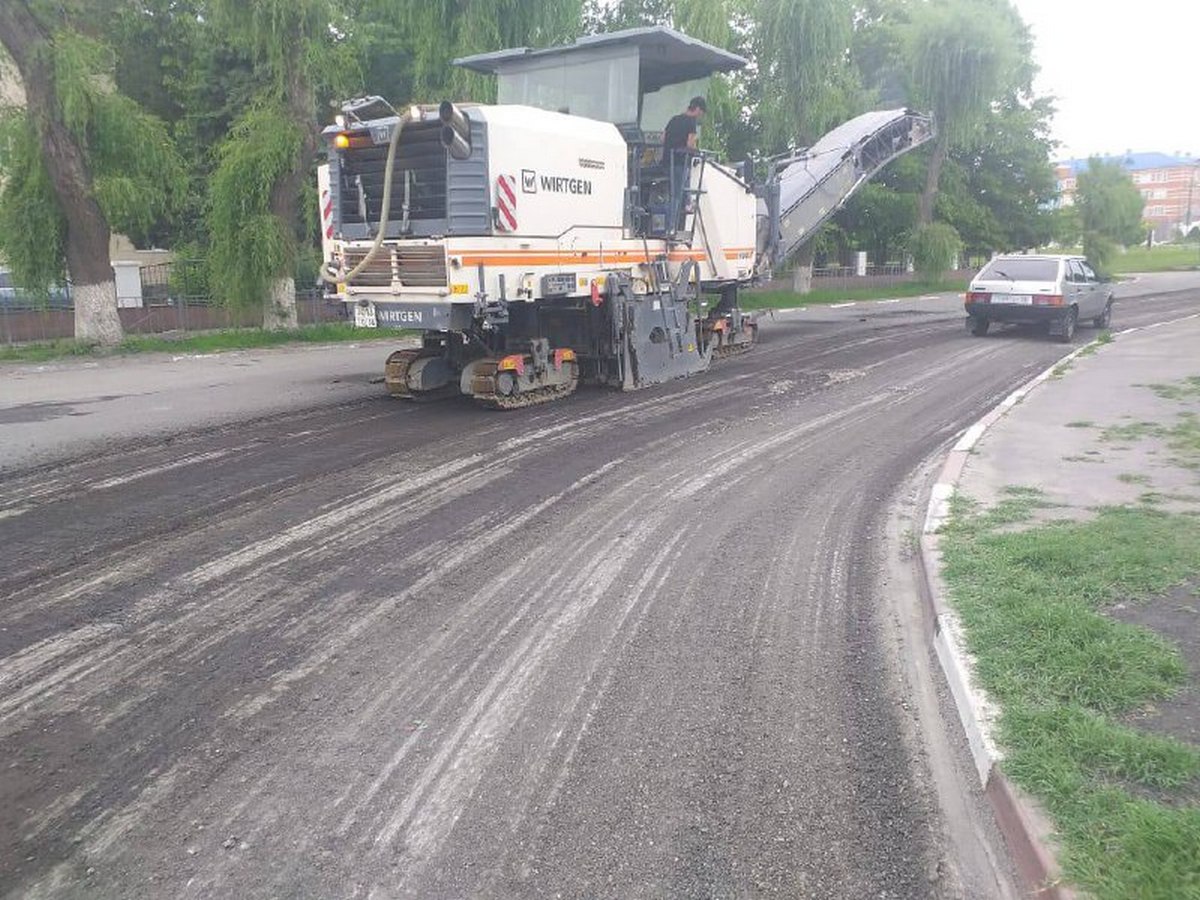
[
  {"x1": 1118, "y1": 473, "x2": 1153, "y2": 486},
  {"x1": 1101, "y1": 421, "x2": 1164, "y2": 443},
  {"x1": 740, "y1": 278, "x2": 965, "y2": 311},
  {"x1": 1076, "y1": 331, "x2": 1114, "y2": 360},
  {"x1": 1066, "y1": 420, "x2": 1097, "y2": 429},
  {"x1": 0, "y1": 322, "x2": 406, "y2": 364},
  {"x1": 1147, "y1": 376, "x2": 1200, "y2": 403},
  {"x1": 1100, "y1": 407, "x2": 1200, "y2": 471},
  {"x1": 1110, "y1": 244, "x2": 1200, "y2": 274},
  {"x1": 940, "y1": 496, "x2": 1200, "y2": 899}
]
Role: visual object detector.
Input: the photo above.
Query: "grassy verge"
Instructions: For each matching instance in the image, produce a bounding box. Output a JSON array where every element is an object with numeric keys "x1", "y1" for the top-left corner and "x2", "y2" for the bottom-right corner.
[
  {"x1": 1111, "y1": 244, "x2": 1200, "y2": 274},
  {"x1": 940, "y1": 488, "x2": 1200, "y2": 899},
  {"x1": 0, "y1": 322, "x2": 407, "y2": 364},
  {"x1": 740, "y1": 278, "x2": 965, "y2": 311}
]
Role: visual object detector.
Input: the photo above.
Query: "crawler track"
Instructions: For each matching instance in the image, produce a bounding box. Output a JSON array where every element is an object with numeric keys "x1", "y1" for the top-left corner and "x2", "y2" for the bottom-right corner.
[{"x1": 469, "y1": 359, "x2": 580, "y2": 409}]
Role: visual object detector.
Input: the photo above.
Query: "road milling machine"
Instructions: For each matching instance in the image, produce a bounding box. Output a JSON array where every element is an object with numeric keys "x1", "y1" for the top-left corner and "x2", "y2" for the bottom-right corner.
[{"x1": 320, "y1": 26, "x2": 933, "y2": 409}]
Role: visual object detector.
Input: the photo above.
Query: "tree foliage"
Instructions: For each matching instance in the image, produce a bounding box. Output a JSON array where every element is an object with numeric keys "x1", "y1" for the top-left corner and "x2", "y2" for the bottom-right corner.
[
  {"x1": 386, "y1": 0, "x2": 583, "y2": 101},
  {"x1": 583, "y1": 0, "x2": 749, "y2": 159},
  {"x1": 0, "y1": 15, "x2": 183, "y2": 297},
  {"x1": 756, "y1": 0, "x2": 860, "y2": 151},
  {"x1": 0, "y1": 0, "x2": 1067, "y2": 310},
  {"x1": 902, "y1": 0, "x2": 1025, "y2": 142},
  {"x1": 51, "y1": 32, "x2": 187, "y2": 243},
  {"x1": 201, "y1": 0, "x2": 334, "y2": 320},
  {"x1": 900, "y1": 0, "x2": 1024, "y2": 222},
  {"x1": 108, "y1": 0, "x2": 262, "y2": 245},
  {"x1": 1076, "y1": 158, "x2": 1145, "y2": 247},
  {"x1": 836, "y1": 182, "x2": 918, "y2": 264},
  {"x1": 910, "y1": 221, "x2": 962, "y2": 280},
  {"x1": 933, "y1": 95, "x2": 1057, "y2": 253},
  {"x1": 0, "y1": 114, "x2": 66, "y2": 295},
  {"x1": 207, "y1": 105, "x2": 304, "y2": 304}
]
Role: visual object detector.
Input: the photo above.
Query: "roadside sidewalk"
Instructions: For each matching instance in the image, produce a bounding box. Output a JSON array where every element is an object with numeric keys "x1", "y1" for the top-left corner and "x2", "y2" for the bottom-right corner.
[
  {"x1": 958, "y1": 316, "x2": 1200, "y2": 518},
  {"x1": 923, "y1": 314, "x2": 1200, "y2": 899}
]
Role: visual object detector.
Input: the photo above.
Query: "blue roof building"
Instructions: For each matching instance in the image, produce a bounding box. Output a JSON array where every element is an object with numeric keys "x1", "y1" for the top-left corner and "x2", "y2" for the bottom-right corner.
[{"x1": 1053, "y1": 152, "x2": 1199, "y2": 240}]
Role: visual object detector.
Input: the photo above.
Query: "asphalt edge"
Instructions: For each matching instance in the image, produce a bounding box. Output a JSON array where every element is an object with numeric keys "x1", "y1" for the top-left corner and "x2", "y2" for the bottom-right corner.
[{"x1": 920, "y1": 310, "x2": 1200, "y2": 898}]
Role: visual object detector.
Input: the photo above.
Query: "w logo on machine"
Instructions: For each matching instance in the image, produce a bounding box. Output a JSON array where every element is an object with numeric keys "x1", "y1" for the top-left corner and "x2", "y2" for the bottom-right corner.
[{"x1": 496, "y1": 174, "x2": 518, "y2": 232}]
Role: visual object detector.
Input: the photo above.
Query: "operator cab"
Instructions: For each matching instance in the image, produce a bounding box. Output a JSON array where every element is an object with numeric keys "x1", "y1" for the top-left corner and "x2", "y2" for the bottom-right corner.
[{"x1": 455, "y1": 26, "x2": 748, "y2": 238}]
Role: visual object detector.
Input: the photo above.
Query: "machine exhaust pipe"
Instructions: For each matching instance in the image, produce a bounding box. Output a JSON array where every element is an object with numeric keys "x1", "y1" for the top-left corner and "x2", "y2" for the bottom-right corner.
[{"x1": 439, "y1": 101, "x2": 472, "y2": 160}]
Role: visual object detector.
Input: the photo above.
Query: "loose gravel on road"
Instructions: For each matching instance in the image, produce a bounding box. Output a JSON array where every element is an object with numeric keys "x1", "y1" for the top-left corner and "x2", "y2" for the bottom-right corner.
[{"x1": 2, "y1": 279, "x2": 1196, "y2": 898}]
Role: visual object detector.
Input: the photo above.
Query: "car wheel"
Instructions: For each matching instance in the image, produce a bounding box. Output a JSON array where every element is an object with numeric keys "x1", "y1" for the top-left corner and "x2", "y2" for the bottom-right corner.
[
  {"x1": 967, "y1": 316, "x2": 990, "y2": 337},
  {"x1": 1092, "y1": 299, "x2": 1113, "y2": 329},
  {"x1": 1055, "y1": 307, "x2": 1078, "y2": 343}
]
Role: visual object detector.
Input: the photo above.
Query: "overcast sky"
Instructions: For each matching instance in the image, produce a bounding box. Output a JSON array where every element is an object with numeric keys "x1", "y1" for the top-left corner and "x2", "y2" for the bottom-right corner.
[{"x1": 1011, "y1": 0, "x2": 1198, "y2": 161}]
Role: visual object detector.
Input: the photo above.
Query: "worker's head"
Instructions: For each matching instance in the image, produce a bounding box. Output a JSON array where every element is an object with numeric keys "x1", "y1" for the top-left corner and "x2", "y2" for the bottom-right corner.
[{"x1": 687, "y1": 97, "x2": 707, "y2": 119}]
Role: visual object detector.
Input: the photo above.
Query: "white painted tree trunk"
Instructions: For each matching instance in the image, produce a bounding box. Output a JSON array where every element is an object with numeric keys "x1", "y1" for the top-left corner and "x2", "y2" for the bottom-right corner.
[
  {"x1": 791, "y1": 263, "x2": 813, "y2": 294},
  {"x1": 263, "y1": 276, "x2": 299, "y2": 331},
  {"x1": 74, "y1": 280, "x2": 124, "y2": 345}
]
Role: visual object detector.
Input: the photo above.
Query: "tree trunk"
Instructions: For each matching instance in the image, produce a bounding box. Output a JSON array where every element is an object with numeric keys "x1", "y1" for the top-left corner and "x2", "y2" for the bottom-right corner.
[
  {"x1": 74, "y1": 282, "x2": 125, "y2": 345},
  {"x1": 791, "y1": 241, "x2": 816, "y2": 294},
  {"x1": 263, "y1": 54, "x2": 320, "y2": 331},
  {"x1": 918, "y1": 134, "x2": 949, "y2": 226},
  {"x1": 263, "y1": 276, "x2": 299, "y2": 331},
  {"x1": 0, "y1": 1, "x2": 123, "y2": 345}
]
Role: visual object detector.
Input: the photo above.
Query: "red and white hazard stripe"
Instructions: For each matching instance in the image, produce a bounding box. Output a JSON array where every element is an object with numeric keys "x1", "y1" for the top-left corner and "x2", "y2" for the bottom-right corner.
[
  {"x1": 320, "y1": 188, "x2": 334, "y2": 240},
  {"x1": 496, "y1": 174, "x2": 518, "y2": 232}
]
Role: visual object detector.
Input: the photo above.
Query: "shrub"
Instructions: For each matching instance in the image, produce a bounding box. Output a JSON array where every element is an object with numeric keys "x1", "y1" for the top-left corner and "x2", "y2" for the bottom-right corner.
[
  {"x1": 910, "y1": 222, "x2": 962, "y2": 281},
  {"x1": 1082, "y1": 232, "x2": 1116, "y2": 276}
]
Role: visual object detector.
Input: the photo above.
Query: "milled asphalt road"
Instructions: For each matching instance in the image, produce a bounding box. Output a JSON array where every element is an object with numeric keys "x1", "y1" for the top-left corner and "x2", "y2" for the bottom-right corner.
[{"x1": 1, "y1": 274, "x2": 1196, "y2": 898}]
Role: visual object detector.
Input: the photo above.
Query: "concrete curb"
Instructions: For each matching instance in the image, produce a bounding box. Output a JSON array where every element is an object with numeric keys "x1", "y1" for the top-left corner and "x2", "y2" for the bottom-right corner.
[
  {"x1": 917, "y1": 323, "x2": 1151, "y2": 898},
  {"x1": 920, "y1": 310, "x2": 1200, "y2": 897},
  {"x1": 920, "y1": 345, "x2": 1099, "y2": 900}
]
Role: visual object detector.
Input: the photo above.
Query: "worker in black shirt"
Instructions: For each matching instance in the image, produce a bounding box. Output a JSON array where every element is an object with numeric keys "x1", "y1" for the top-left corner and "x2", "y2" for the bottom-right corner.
[
  {"x1": 663, "y1": 96, "x2": 706, "y2": 152},
  {"x1": 662, "y1": 96, "x2": 706, "y2": 231}
]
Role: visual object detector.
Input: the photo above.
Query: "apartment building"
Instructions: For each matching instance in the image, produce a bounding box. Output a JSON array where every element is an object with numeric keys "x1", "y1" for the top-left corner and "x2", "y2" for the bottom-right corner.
[{"x1": 1054, "y1": 152, "x2": 1200, "y2": 242}]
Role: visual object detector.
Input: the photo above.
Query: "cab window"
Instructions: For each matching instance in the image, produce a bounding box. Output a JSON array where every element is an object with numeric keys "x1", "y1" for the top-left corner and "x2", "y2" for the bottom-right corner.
[{"x1": 496, "y1": 46, "x2": 639, "y2": 124}]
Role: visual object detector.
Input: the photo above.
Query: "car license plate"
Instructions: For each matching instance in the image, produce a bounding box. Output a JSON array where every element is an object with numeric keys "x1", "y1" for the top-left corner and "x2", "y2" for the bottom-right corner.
[
  {"x1": 354, "y1": 302, "x2": 377, "y2": 328},
  {"x1": 999, "y1": 294, "x2": 1033, "y2": 305}
]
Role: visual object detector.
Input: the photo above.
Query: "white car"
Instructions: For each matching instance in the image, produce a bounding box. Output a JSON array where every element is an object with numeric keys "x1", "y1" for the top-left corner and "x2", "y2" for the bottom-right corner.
[{"x1": 964, "y1": 254, "x2": 1114, "y2": 342}]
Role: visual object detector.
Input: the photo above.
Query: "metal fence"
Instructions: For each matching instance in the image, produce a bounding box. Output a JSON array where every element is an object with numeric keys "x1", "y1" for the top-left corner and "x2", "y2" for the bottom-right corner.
[
  {"x1": 3, "y1": 253, "x2": 988, "y2": 345},
  {"x1": 756, "y1": 258, "x2": 982, "y2": 294},
  {"x1": 0, "y1": 284, "x2": 73, "y2": 312},
  {"x1": 1, "y1": 256, "x2": 345, "y2": 345}
]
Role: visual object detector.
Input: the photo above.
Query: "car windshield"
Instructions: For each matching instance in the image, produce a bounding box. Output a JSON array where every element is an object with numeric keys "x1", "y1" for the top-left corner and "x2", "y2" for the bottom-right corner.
[{"x1": 977, "y1": 258, "x2": 1060, "y2": 281}]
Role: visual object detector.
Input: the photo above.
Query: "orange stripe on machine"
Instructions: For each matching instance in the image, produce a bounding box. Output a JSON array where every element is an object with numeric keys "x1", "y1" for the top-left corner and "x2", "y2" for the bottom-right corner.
[{"x1": 456, "y1": 249, "x2": 708, "y2": 267}]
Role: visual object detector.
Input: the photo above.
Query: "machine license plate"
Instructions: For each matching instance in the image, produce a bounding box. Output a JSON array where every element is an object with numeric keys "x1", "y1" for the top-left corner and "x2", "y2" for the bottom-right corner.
[
  {"x1": 354, "y1": 302, "x2": 377, "y2": 328},
  {"x1": 1000, "y1": 294, "x2": 1033, "y2": 305}
]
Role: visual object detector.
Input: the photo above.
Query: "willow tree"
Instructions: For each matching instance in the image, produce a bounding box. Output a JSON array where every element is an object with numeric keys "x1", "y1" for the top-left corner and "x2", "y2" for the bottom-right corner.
[
  {"x1": 755, "y1": 0, "x2": 860, "y2": 291},
  {"x1": 388, "y1": 0, "x2": 584, "y2": 101},
  {"x1": 207, "y1": 0, "x2": 334, "y2": 330},
  {"x1": 0, "y1": 2, "x2": 182, "y2": 344},
  {"x1": 1075, "y1": 158, "x2": 1146, "y2": 272},
  {"x1": 755, "y1": 0, "x2": 858, "y2": 152},
  {"x1": 902, "y1": 0, "x2": 1022, "y2": 224},
  {"x1": 582, "y1": 0, "x2": 748, "y2": 159}
]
